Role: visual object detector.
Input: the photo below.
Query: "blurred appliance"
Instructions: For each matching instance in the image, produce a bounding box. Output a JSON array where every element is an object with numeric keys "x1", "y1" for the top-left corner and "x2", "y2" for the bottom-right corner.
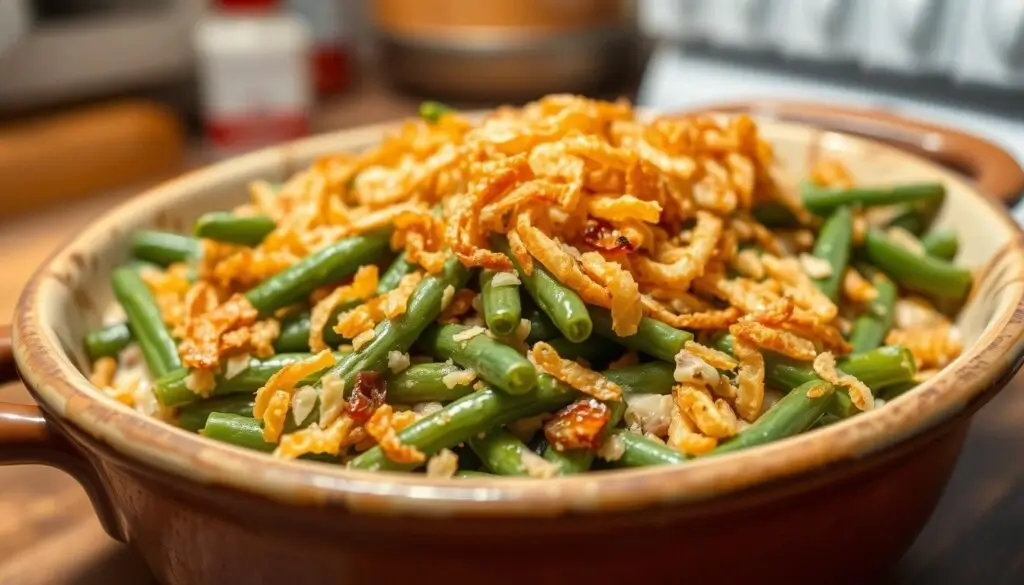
[
  {"x1": 371, "y1": 0, "x2": 639, "y2": 101},
  {"x1": 0, "y1": 0, "x2": 205, "y2": 109},
  {"x1": 637, "y1": 0, "x2": 1024, "y2": 220}
]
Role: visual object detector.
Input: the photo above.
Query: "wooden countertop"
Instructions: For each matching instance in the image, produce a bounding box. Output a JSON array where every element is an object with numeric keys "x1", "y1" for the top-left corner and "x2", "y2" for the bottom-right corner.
[{"x1": 1, "y1": 84, "x2": 1023, "y2": 585}]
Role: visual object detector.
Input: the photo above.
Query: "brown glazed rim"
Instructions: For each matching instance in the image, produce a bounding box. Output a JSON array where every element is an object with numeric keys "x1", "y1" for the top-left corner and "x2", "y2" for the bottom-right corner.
[{"x1": 10, "y1": 103, "x2": 1024, "y2": 518}]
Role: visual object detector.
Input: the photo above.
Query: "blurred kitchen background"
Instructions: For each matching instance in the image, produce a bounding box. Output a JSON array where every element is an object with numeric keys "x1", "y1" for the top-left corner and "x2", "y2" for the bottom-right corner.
[{"x1": 2, "y1": 0, "x2": 1024, "y2": 221}]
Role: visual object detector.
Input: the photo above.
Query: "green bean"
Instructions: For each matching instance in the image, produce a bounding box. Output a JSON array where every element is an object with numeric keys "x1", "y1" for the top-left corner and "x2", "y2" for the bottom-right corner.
[
  {"x1": 480, "y1": 269, "x2": 522, "y2": 336},
  {"x1": 545, "y1": 336, "x2": 624, "y2": 371},
  {"x1": 275, "y1": 312, "x2": 313, "y2": 352},
  {"x1": 605, "y1": 430, "x2": 688, "y2": 467},
  {"x1": 194, "y1": 212, "x2": 276, "y2": 246},
  {"x1": 886, "y1": 198, "x2": 942, "y2": 236},
  {"x1": 420, "y1": 101, "x2": 454, "y2": 123},
  {"x1": 811, "y1": 206, "x2": 853, "y2": 302},
  {"x1": 200, "y1": 414, "x2": 334, "y2": 461},
  {"x1": 350, "y1": 374, "x2": 577, "y2": 471},
  {"x1": 524, "y1": 304, "x2": 560, "y2": 343},
  {"x1": 111, "y1": 267, "x2": 181, "y2": 378},
  {"x1": 469, "y1": 428, "x2": 537, "y2": 476},
  {"x1": 801, "y1": 181, "x2": 945, "y2": 214},
  {"x1": 542, "y1": 399, "x2": 626, "y2": 475},
  {"x1": 864, "y1": 228, "x2": 972, "y2": 301},
  {"x1": 386, "y1": 363, "x2": 476, "y2": 404},
  {"x1": 921, "y1": 228, "x2": 959, "y2": 261},
  {"x1": 377, "y1": 253, "x2": 418, "y2": 295},
  {"x1": 243, "y1": 230, "x2": 392, "y2": 316},
  {"x1": 178, "y1": 396, "x2": 255, "y2": 432},
  {"x1": 130, "y1": 230, "x2": 200, "y2": 267},
  {"x1": 602, "y1": 361, "x2": 675, "y2": 395},
  {"x1": 201, "y1": 413, "x2": 275, "y2": 452},
  {"x1": 878, "y1": 380, "x2": 917, "y2": 401},
  {"x1": 495, "y1": 238, "x2": 592, "y2": 343},
  {"x1": 710, "y1": 334, "x2": 916, "y2": 407},
  {"x1": 83, "y1": 323, "x2": 132, "y2": 361},
  {"x1": 751, "y1": 202, "x2": 799, "y2": 227},
  {"x1": 589, "y1": 306, "x2": 692, "y2": 363},
  {"x1": 314, "y1": 256, "x2": 471, "y2": 397},
  {"x1": 455, "y1": 470, "x2": 496, "y2": 479},
  {"x1": 848, "y1": 276, "x2": 897, "y2": 353},
  {"x1": 416, "y1": 323, "x2": 537, "y2": 395},
  {"x1": 711, "y1": 381, "x2": 836, "y2": 455},
  {"x1": 154, "y1": 353, "x2": 343, "y2": 407}
]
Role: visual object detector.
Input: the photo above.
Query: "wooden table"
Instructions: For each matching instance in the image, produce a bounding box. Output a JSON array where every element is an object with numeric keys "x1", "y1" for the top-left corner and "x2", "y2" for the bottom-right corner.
[{"x1": 1, "y1": 85, "x2": 1023, "y2": 585}]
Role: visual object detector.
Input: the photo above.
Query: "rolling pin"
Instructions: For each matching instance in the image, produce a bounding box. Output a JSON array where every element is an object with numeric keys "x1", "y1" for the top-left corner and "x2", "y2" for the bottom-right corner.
[{"x1": 0, "y1": 100, "x2": 186, "y2": 218}]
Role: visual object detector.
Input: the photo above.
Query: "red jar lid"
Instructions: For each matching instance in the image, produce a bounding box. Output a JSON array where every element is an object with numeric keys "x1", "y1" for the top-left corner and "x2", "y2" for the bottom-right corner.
[{"x1": 216, "y1": 0, "x2": 279, "y2": 10}]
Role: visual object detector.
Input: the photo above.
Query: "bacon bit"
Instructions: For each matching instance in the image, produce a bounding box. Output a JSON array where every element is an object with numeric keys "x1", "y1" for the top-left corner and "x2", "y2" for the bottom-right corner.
[
  {"x1": 309, "y1": 265, "x2": 378, "y2": 351},
  {"x1": 365, "y1": 404, "x2": 426, "y2": 464},
  {"x1": 582, "y1": 218, "x2": 638, "y2": 256},
  {"x1": 886, "y1": 325, "x2": 962, "y2": 370},
  {"x1": 530, "y1": 342, "x2": 622, "y2": 401},
  {"x1": 253, "y1": 350, "x2": 337, "y2": 441},
  {"x1": 843, "y1": 267, "x2": 878, "y2": 304},
  {"x1": 274, "y1": 415, "x2": 355, "y2": 459},
  {"x1": 439, "y1": 289, "x2": 476, "y2": 323},
  {"x1": 732, "y1": 334, "x2": 765, "y2": 422},
  {"x1": 426, "y1": 449, "x2": 459, "y2": 478},
  {"x1": 89, "y1": 357, "x2": 118, "y2": 389},
  {"x1": 543, "y1": 399, "x2": 611, "y2": 451},
  {"x1": 345, "y1": 371, "x2": 387, "y2": 424},
  {"x1": 178, "y1": 294, "x2": 259, "y2": 371},
  {"x1": 674, "y1": 384, "x2": 737, "y2": 439},
  {"x1": 732, "y1": 320, "x2": 817, "y2": 361},
  {"x1": 813, "y1": 351, "x2": 874, "y2": 411},
  {"x1": 684, "y1": 340, "x2": 737, "y2": 370}
]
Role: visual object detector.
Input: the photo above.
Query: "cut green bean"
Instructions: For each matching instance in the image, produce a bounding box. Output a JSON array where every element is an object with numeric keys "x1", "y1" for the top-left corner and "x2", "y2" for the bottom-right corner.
[
  {"x1": 194, "y1": 212, "x2": 276, "y2": 246},
  {"x1": 602, "y1": 361, "x2": 675, "y2": 395},
  {"x1": 420, "y1": 101, "x2": 454, "y2": 123},
  {"x1": 524, "y1": 304, "x2": 560, "y2": 343},
  {"x1": 811, "y1": 206, "x2": 853, "y2": 302},
  {"x1": 605, "y1": 430, "x2": 688, "y2": 467},
  {"x1": 712, "y1": 381, "x2": 836, "y2": 454},
  {"x1": 350, "y1": 374, "x2": 576, "y2": 472},
  {"x1": 201, "y1": 413, "x2": 275, "y2": 453},
  {"x1": 386, "y1": 363, "x2": 476, "y2": 404},
  {"x1": 864, "y1": 228, "x2": 972, "y2": 301},
  {"x1": 111, "y1": 267, "x2": 181, "y2": 378},
  {"x1": 848, "y1": 276, "x2": 897, "y2": 353},
  {"x1": 751, "y1": 202, "x2": 799, "y2": 227},
  {"x1": 83, "y1": 323, "x2": 132, "y2": 361},
  {"x1": 496, "y1": 238, "x2": 592, "y2": 343},
  {"x1": 314, "y1": 256, "x2": 471, "y2": 396},
  {"x1": 920, "y1": 228, "x2": 959, "y2": 261},
  {"x1": 480, "y1": 269, "x2": 522, "y2": 336},
  {"x1": 178, "y1": 396, "x2": 255, "y2": 432},
  {"x1": 377, "y1": 252, "x2": 418, "y2": 295},
  {"x1": 130, "y1": 230, "x2": 200, "y2": 267},
  {"x1": 801, "y1": 181, "x2": 945, "y2": 215},
  {"x1": 589, "y1": 306, "x2": 692, "y2": 363},
  {"x1": 244, "y1": 230, "x2": 392, "y2": 316},
  {"x1": 545, "y1": 336, "x2": 624, "y2": 371},
  {"x1": 275, "y1": 312, "x2": 313, "y2": 352},
  {"x1": 155, "y1": 352, "x2": 343, "y2": 407},
  {"x1": 416, "y1": 323, "x2": 537, "y2": 395},
  {"x1": 878, "y1": 380, "x2": 917, "y2": 401},
  {"x1": 470, "y1": 428, "x2": 537, "y2": 476}
]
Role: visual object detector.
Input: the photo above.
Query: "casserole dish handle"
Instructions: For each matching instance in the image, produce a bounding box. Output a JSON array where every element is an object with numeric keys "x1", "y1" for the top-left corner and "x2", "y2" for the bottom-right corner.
[
  {"x1": 677, "y1": 100, "x2": 1024, "y2": 205},
  {"x1": 0, "y1": 324, "x2": 125, "y2": 541}
]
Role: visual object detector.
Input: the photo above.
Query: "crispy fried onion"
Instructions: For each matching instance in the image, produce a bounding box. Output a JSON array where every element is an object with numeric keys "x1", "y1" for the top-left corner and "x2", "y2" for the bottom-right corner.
[
  {"x1": 530, "y1": 342, "x2": 622, "y2": 401},
  {"x1": 673, "y1": 384, "x2": 738, "y2": 439},
  {"x1": 392, "y1": 209, "x2": 447, "y2": 274},
  {"x1": 334, "y1": 272, "x2": 423, "y2": 339},
  {"x1": 516, "y1": 210, "x2": 612, "y2": 307},
  {"x1": 253, "y1": 350, "x2": 337, "y2": 442},
  {"x1": 178, "y1": 294, "x2": 260, "y2": 371},
  {"x1": 274, "y1": 415, "x2": 355, "y2": 459},
  {"x1": 309, "y1": 265, "x2": 379, "y2": 351},
  {"x1": 731, "y1": 332, "x2": 765, "y2": 422},
  {"x1": 813, "y1": 351, "x2": 874, "y2": 411},
  {"x1": 579, "y1": 252, "x2": 642, "y2": 336},
  {"x1": 633, "y1": 211, "x2": 723, "y2": 289},
  {"x1": 667, "y1": 405, "x2": 717, "y2": 455},
  {"x1": 732, "y1": 320, "x2": 817, "y2": 361},
  {"x1": 364, "y1": 404, "x2": 425, "y2": 464},
  {"x1": 886, "y1": 325, "x2": 962, "y2": 370}
]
